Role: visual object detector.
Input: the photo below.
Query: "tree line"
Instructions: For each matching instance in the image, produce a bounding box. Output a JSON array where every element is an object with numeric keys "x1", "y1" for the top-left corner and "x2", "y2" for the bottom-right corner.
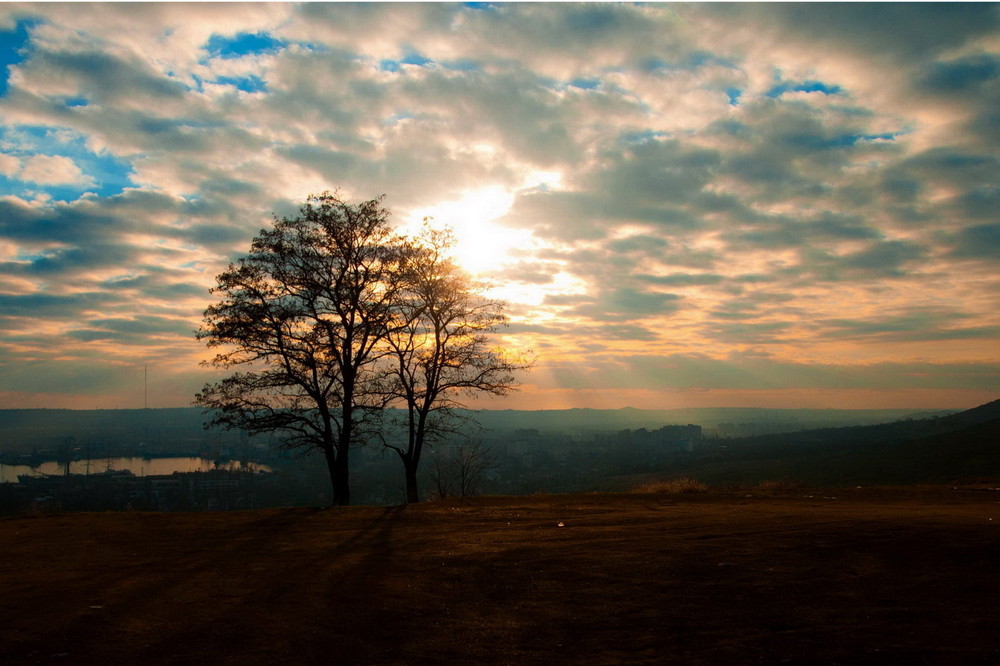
[{"x1": 195, "y1": 192, "x2": 528, "y2": 505}]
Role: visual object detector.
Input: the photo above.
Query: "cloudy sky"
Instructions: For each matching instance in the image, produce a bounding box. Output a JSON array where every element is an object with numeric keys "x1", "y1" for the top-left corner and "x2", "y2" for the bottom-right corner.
[{"x1": 0, "y1": 3, "x2": 998, "y2": 411}]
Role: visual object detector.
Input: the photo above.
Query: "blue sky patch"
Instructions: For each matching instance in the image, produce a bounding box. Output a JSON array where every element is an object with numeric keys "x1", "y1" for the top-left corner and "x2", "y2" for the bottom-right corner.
[
  {"x1": 384, "y1": 112, "x2": 415, "y2": 126},
  {"x1": 922, "y1": 55, "x2": 1000, "y2": 92},
  {"x1": 0, "y1": 125, "x2": 133, "y2": 200},
  {"x1": 785, "y1": 131, "x2": 903, "y2": 151},
  {"x1": 725, "y1": 87, "x2": 743, "y2": 106},
  {"x1": 214, "y1": 75, "x2": 267, "y2": 94},
  {"x1": 569, "y1": 78, "x2": 600, "y2": 90},
  {"x1": 620, "y1": 129, "x2": 668, "y2": 145},
  {"x1": 204, "y1": 31, "x2": 286, "y2": 59},
  {"x1": 380, "y1": 51, "x2": 433, "y2": 73},
  {"x1": 767, "y1": 80, "x2": 843, "y2": 98},
  {"x1": 0, "y1": 19, "x2": 37, "y2": 96},
  {"x1": 641, "y1": 51, "x2": 734, "y2": 74}
]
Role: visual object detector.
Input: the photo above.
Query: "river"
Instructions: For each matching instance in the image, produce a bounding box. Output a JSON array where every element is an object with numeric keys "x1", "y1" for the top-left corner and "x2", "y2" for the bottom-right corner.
[{"x1": 0, "y1": 457, "x2": 271, "y2": 484}]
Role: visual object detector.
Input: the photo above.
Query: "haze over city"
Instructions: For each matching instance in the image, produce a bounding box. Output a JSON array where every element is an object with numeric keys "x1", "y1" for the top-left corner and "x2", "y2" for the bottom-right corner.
[{"x1": 0, "y1": 3, "x2": 998, "y2": 411}]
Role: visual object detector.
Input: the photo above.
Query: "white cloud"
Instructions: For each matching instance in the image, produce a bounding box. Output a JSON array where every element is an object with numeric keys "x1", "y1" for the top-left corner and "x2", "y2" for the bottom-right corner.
[
  {"x1": 18, "y1": 154, "x2": 93, "y2": 187},
  {"x1": 0, "y1": 154, "x2": 20, "y2": 177}
]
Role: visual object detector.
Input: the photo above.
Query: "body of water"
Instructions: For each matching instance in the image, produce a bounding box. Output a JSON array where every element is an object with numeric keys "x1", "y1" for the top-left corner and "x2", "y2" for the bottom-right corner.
[{"x1": 0, "y1": 457, "x2": 270, "y2": 484}]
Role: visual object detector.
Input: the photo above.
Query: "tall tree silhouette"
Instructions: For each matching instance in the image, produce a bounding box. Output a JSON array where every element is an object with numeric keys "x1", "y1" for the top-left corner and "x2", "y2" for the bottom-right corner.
[
  {"x1": 196, "y1": 192, "x2": 405, "y2": 506},
  {"x1": 382, "y1": 225, "x2": 528, "y2": 503}
]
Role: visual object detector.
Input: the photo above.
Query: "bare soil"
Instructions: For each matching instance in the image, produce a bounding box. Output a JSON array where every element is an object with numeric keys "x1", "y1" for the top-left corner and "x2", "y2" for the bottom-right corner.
[{"x1": 1, "y1": 486, "x2": 999, "y2": 665}]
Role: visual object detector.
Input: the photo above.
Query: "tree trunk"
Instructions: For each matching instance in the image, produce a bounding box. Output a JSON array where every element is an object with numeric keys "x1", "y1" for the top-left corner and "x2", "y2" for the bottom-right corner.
[
  {"x1": 333, "y1": 446, "x2": 351, "y2": 506},
  {"x1": 322, "y1": 446, "x2": 340, "y2": 506},
  {"x1": 322, "y1": 444, "x2": 351, "y2": 506},
  {"x1": 404, "y1": 461, "x2": 420, "y2": 504}
]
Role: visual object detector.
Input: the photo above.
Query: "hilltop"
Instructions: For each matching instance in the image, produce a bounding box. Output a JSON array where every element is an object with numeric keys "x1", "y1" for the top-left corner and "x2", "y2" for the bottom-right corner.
[
  {"x1": 638, "y1": 398, "x2": 1000, "y2": 488},
  {"x1": 1, "y1": 487, "x2": 998, "y2": 664}
]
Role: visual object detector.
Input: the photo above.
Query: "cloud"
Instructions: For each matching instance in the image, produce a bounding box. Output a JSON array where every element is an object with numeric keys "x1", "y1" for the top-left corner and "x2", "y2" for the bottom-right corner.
[
  {"x1": 0, "y1": 152, "x2": 18, "y2": 175},
  {"x1": 569, "y1": 287, "x2": 683, "y2": 323},
  {"x1": 820, "y1": 307, "x2": 1000, "y2": 343},
  {"x1": 544, "y1": 353, "x2": 1000, "y2": 393},
  {"x1": 18, "y1": 154, "x2": 92, "y2": 186},
  {"x1": 0, "y1": 3, "x2": 995, "y2": 409},
  {"x1": 949, "y1": 223, "x2": 1000, "y2": 261}
]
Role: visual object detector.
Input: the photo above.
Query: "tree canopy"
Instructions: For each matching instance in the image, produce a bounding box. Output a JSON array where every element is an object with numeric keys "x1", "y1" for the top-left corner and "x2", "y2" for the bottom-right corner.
[
  {"x1": 196, "y1": 192, "x2": 527, "y2": 505},
  {"x1": 383, "y1": 224, "x2": 527, "y2": 502}
]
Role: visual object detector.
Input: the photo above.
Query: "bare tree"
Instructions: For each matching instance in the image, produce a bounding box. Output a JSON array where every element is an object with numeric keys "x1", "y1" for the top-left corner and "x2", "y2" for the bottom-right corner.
[
  {"x1": 382, "y1": 225, "x2": 528, "y2": 503},
  {"x1": 428, "y1": 450, "x2": 454, "y2": 500},
  {"x1": 427, "y1": 440, "x2": 495, "y2": 500},
  {"x1": 454, "y1": 440, "x2": 495, "y2": 498},
  {"x1": 195, "y1": 192, "x2": 405, "y2": 506}
]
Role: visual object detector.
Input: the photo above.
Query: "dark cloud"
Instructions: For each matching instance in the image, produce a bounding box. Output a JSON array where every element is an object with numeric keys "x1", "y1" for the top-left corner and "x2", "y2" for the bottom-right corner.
[
  {"x1": 66, "y1": 315, "x2": 195, "y2": 341},
  {"x1": 884, "y1": 148, "x2": 1000, "y2": 196},
  {"x1": 821, "y1": 308, "x2": 1000, "y2": 343},
  {"x1": 793, "y1": 240, "x2": 927, "y2": 282},
  {"x1": 569, "y1": 287, "x2": 682, "y2": 323},
  {"x1": 23, "y1": 49, "x2": 187, "y2": 103},
  {"x1": 720, "y1": 100, "x2": 902, "y2": 203},
  {"x1": 596, "y1": 139, "x2": 721, "y2": 211},
  {"x1": 726, "y1": 211, "x2": 883, "y2": 250},
  {"x1": 920, "y1": 54, "x2": 1000, "y2": 94},
  {"x1": 0, "y1": 291, "x2": 114, "y2": 320},
  {"x1": 706, "y1": 3, "x2": 1000, "y2": 61},
  {"x1": 635, "y1": 273, "x2": 723, "y2": 287},
  {"x1": 505, "y1": 320, "x2": 659, "y2": 343},
  {"x1": 702, "y1": 321, "x2": 793, "y2": 345},
  {"x1": 99, "y1": 273, "x2": 207, "y2": 300},
  {"x1": 276, "y1": 144, "x2": 359, "y2": 182},
  {"x1": 607, "y1": 235, "x2": 669, "y2": 255},
  {"x1": 549, "y1": 353, "x2": 1000, "y2": 392},
  {"x1": 949, "y1": 223, "x2": 1000, "y2": 261}
]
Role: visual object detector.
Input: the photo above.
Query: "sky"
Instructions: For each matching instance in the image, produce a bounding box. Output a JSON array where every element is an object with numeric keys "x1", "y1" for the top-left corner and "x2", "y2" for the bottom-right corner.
[{"x1": 0, "y1": 2, "x2": 998, "y2": 412}]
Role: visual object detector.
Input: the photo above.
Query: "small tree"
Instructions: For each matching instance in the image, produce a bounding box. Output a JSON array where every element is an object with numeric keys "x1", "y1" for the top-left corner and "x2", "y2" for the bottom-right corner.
[
  {"x1": 382, "y1": 225, "x2": 528, "y2": 503},
  {"x1": 195, "y1": 192, "x2": 405, "y2": 506},
  {"x1": 428, "y1": 440, "x2": 496, "y2": 499}
]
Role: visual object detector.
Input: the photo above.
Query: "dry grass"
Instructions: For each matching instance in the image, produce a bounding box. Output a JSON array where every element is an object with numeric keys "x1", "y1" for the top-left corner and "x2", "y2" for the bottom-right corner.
[
  {"x1": 2, "y1": 488, "x2": 1000, "y2": 664},
  {"x1": 630, "y1": 476, "x2": 709, "y2": 494}
]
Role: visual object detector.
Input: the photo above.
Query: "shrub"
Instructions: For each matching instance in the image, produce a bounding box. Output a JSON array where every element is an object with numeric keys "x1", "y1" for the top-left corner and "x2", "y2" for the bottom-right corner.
[
  {"x1": 749, "y1": 480, "x2": 802, "y2": 493},
  {"x1": 631, "y1": 477, "x2": 709, "y2": 494}
]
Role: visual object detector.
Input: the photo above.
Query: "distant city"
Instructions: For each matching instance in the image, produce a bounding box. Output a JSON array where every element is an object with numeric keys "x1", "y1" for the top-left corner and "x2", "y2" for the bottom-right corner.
[{"x1": 0, "y1": 405, "x2": 958, "y2": 513}]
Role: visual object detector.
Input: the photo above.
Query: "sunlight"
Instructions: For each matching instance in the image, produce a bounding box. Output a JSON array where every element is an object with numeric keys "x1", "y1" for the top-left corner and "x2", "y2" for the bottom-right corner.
[{"x1": 408, "y1": 186, "x2": 531, "y2": 275}]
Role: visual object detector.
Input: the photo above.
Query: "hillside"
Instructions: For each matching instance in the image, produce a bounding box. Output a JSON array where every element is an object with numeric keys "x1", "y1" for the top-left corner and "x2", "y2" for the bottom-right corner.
[
  {"x1": 649, "y1": 399, "x2": 1000, "y2": 487},
  {"x1": 2, "y1": 488, "x2": 998, "y2": 664},
  {"x1": 720, "y1": 398, "x2": 1000, "y2": 451}
]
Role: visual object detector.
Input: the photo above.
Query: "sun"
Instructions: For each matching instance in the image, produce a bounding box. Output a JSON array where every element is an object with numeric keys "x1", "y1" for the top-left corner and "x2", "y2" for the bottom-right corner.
[{"x1": 407, "y1": 186, "x2": 532, "y2": 275}]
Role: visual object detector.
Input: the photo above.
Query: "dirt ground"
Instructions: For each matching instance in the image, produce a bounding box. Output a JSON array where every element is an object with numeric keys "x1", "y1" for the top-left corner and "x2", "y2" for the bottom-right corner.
[{"x1": 1, "y1": 486, "x2": 998, "y2": 665}]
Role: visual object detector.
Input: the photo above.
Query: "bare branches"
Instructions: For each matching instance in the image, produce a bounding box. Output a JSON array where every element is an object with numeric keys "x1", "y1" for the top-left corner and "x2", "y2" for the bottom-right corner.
[
  {"x1": 194, "y1": 192, "x2": 404, "y2": 506},
  {"x1": 380, "y1": 223, "x2": 530, "y2": 502},
  {"x1": 195, "y1": 194, "x2": 530, "y2": 505}
]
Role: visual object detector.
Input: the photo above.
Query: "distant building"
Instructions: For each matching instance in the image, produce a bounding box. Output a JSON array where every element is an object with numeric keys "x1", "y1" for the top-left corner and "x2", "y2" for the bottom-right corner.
[{"x1": 616, "y1": 424, "x2": 701, "y2": 452}]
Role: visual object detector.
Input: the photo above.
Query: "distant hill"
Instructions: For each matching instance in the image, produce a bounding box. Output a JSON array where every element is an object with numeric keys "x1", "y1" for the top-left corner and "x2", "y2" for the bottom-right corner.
[
  {"x1": 0, "y1": 408, "x2": 238, "y2": 454},
  {"x1": 456, "y1": 405, "x2": 950, "y2": 433},
  {"x1": 653, "y1": 398, "x2": 1000, "y2": 486},
  {"x1": 721, "y1": 397, "x2": 1000, "y2": 450},
  {"x1": 0, "y1": 404, "x2": 960, "y2": 454}
]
